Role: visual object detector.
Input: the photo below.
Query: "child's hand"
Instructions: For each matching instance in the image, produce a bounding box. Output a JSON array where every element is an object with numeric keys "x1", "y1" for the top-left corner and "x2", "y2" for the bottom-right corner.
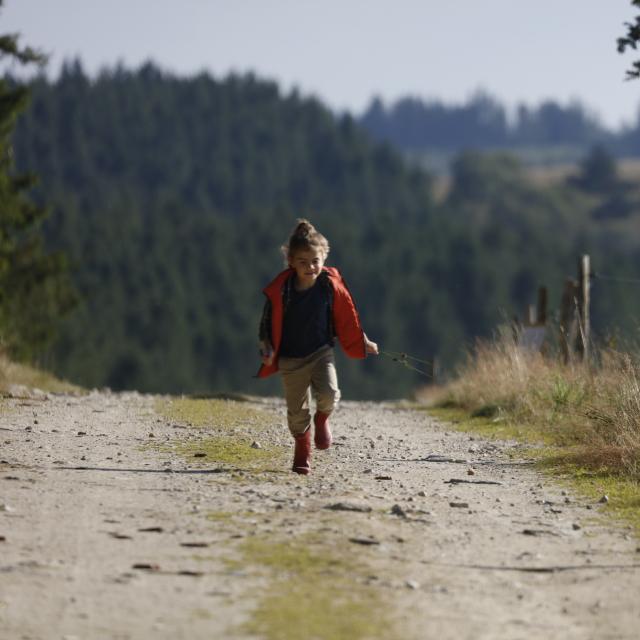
[
  {"x1": 365, "y1": 337, "x2": 379, "y2": 355},
  {"x1": 260, "y1": 344, "x2": 274, "y2": 366}
]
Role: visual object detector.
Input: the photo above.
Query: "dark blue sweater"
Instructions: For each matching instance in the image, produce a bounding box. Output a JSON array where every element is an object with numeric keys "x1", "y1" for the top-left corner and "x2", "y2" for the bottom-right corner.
[{"x1": 278, "y1": 278, "x2": 333, "y2": 358}]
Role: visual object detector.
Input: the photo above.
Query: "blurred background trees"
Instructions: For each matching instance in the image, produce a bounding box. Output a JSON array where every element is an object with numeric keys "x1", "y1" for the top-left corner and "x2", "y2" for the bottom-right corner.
[
  {"x1": 0, "y1": 6, "x2": 75, "y2": 360},
  {"x1": 7, "y1": 63, "x2": 640, "y2": 398}
]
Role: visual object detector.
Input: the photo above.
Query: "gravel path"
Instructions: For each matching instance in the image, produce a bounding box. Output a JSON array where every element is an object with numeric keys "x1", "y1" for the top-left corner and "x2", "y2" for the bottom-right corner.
[{"x1": 1, "y1": 390, "x2": 639, "y2": 639}]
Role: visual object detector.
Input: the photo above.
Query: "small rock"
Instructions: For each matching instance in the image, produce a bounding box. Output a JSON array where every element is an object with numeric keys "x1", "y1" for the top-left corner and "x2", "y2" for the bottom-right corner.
[
  {"x1": 193, "y1": 452, "x2": 207, "y2": 458},
  {"x1": 0, "y1": 504, "x2": 14, "y2": 512},
  {"x1": 349, "y1": 537, "x2": 380, "y2": 546},
  {"x1": 522, "y1": 528, "x2": 559, "y2": 537},
  {"x1": 405, "y1": 580, "x2": 420, "y2": 590},
  {"x1": 0, "y1": 535, "x2": 6, "y2": 542},
  {"x1": 325, "y1": 502, "x2": 372, "y2": 513},
  {"x1": 390, "y1": 504, "x2": 407, "y2": 518},
  {"x1": 148, "y1": 433, "x2": 155, "y2": 438},
  {"x1": 77, "y1": 431, "x2": 86, "y2": 436},
  {"x1": 417, "y1": 490, "x2": 427, "y2": 497},
  {"x1": 449, "y1": 502, "x2": 469, "y2": 509},
  {"x1": 251, "y1": 441, "x2": 262, "y2": 449},
  {"x1": 132, "y1": 563, "x2": 160, "y2": 571},
  {"x1": 598, "y1": 495, "x2": 609, "y2": 504},
  {"x1": 467, "y1": 468, "x2": 476, "y2": 476},
  {"x1": 572, "y1": 523, "x2": 581, "y2": 531}
]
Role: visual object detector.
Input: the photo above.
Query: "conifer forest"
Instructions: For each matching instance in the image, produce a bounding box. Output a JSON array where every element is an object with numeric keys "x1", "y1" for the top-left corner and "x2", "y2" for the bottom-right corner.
[{"x1": 6, "y1": 62, "x2": 640, "y2": 399}]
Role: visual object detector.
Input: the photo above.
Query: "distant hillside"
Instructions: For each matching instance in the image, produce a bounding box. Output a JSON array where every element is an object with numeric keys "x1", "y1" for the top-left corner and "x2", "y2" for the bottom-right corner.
[
  {"x1": 359, "y1": 94, "x2": 640, "y2": 174},
  {"x1": 11, "y1": 63, "x2": 640, "y2": 398}
]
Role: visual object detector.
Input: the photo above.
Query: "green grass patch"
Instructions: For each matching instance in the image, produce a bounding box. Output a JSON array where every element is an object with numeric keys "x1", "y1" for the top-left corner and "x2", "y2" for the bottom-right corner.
[
  {"x1": 155, "y1": 397, "x2": 288, "y2": 474},
  {"x1": 428, "y1": 406, "x2": 555, "y2": 445},
  {"x1": 237, "y1": 536, "x2": 395, "y2": 640},
  {"x1": 155, "y1": 397, "x2": 267, "y2": 429},
  {"x1": 206, "y1": 510, "x2": 235, "y2": 522},
  {"x1": 173, "y1": 437, "x2": 286, "y2": 471},
  {"x1": 537, "y1": 456, "x2": 640, "y2": 536}
]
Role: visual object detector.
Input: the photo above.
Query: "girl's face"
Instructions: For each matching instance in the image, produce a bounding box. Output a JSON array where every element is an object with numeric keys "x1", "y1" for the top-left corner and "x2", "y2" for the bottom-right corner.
[{"x1": 289, "y1": 247, "x2": 326, "y2": 289}]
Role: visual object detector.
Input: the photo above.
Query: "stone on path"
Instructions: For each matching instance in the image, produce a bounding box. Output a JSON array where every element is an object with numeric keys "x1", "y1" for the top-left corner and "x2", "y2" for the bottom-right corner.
[{"x1": 325, "y1": 502, "x2": 372, "y2": 513}]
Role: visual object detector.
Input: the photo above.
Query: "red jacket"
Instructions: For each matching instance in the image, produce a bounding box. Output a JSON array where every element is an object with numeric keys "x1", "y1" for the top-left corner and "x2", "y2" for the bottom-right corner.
[{"x1": 257, "y1": 266, "x2": 366, "y2": 378}]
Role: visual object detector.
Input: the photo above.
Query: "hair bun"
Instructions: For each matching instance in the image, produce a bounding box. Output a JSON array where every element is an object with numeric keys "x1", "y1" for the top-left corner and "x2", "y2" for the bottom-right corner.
[
  {"x1": 281, "y1": 217, "x2": 329, "y2": 264},
  {"x1": 293, "y1": 218, "x2": 315, "y2": 237}
]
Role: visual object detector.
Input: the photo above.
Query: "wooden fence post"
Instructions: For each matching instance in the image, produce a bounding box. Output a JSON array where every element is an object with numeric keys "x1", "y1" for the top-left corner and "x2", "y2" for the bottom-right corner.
[
  {"x1": 428, "y1": 356, "x2": 440, "y2": 384},
  {"x1": 575, "y1": 254, "x2": 591, "y2": 362},
  {"x1": 560, "y1": 278, "x2": 577, "y2": 365},
  {"x1": 537, "y1": 286, "x2": 548, "y2": 325}
]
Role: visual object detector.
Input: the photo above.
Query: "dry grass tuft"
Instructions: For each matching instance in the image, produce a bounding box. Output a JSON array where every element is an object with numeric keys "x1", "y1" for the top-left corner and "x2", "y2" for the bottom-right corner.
[
  {"x1": 0, "y1": 353, "x2": 82, "y2": 395},
  {"x1": 432, "y1": 338, "x2": 640, "y2": 479}
]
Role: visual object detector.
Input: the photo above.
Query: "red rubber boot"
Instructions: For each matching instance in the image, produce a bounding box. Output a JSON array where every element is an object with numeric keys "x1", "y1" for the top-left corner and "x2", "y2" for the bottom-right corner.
[
  {"x1": 313, "y1": 411, "x2": 332, "y2": 450},
  {"x1": 292, "y1": 429, "x2": 311, "y2": 475}
]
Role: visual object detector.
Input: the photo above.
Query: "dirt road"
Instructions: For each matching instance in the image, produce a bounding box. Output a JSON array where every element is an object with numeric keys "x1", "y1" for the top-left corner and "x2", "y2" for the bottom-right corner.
[{"x1": 1, "y1": 390, "x2": 639, "y2": 639}]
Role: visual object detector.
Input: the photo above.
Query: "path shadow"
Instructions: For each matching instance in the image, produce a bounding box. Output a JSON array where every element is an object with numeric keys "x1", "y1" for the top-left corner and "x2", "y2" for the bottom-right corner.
[
  {"x1": 377, "y1": 457, "x2": 534, "y2": 467},
  {"x1": 53, "y1": 465, "x2": 231, "y2": 475}
]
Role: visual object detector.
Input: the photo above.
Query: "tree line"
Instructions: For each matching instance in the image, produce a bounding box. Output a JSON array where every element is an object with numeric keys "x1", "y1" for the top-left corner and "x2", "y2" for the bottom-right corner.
[
  {"x1": 6, "y1": 61, "x2": 640, "y2": 399},
  {"x1": 359, "y1": 93, "x2": 640, "y2": 158}
]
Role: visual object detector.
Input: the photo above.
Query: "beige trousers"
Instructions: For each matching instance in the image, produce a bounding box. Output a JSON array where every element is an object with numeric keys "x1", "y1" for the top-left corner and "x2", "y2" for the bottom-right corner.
[{"x1": 279, "y1": 345, "x2": 340, "y2": 437}]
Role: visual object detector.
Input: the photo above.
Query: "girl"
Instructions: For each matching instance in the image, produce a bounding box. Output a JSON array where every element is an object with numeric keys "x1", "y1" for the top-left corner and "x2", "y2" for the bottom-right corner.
[{"x1": 257, "y1": 219, "x2": 378, "y2": 475}]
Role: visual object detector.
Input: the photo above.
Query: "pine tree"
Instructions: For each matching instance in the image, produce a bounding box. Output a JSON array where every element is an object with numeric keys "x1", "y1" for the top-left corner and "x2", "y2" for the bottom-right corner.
[
  {"x1": 617, "y1": 0, "x2": 640, "y2": 79},
  {"x1": 0, "y1": 2, "x2": 75, "y2": 358}
]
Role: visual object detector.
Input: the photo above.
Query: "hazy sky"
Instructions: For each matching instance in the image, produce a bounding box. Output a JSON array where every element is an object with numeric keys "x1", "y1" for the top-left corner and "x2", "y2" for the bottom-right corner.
[{"x1": 2, "y1": 0, "x2": 639, "y2": 128}]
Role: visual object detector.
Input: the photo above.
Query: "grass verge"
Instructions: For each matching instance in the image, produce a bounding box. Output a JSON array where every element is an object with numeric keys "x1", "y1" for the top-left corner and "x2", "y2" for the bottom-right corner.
[
  {"x1": 424, "y1": 339, "x2": 640, "y2": 536},
  {"x1": 0, "y1": 354, "x2": 82, "y2": 395},
  {"x1": 429, "y1": 406, "x2": 640, "y2": 535}
]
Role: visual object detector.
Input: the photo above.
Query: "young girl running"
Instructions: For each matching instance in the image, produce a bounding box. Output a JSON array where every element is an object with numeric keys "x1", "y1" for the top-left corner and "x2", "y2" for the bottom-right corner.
[{"x1": 257, "y1": 219, "x2": 378, "y2": 475}]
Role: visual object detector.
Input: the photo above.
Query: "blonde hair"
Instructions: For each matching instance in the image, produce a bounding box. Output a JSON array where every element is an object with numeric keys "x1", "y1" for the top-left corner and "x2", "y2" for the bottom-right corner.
[{"x1": 281, "y1": 218, "x2": 330, "y2": 264}]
